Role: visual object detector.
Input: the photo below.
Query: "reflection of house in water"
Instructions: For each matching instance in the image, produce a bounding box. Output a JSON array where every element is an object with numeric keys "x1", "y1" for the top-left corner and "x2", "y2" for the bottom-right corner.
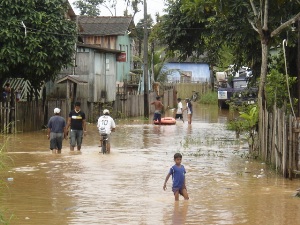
[{"x1": 164, "y1": 62, "x2": 211, "y2": 83}]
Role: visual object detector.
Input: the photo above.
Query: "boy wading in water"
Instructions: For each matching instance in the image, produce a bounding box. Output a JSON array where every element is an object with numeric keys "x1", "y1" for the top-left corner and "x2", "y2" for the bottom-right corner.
[
  {"x1": 151, "y1": 96, "x2": 164, "y2": 125},
  {"x1": 163, "y1": 153, "x2": 189, "y2": 201}
]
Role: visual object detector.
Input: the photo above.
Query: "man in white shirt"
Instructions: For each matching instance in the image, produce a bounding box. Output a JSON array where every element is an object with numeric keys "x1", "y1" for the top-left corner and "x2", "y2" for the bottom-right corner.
[
  {"x1": 175, "y1": 98, "x2": 184, "y2": 122},
  {"x1": 97, "y1": 109, "x2": 116, "y2": 153}
]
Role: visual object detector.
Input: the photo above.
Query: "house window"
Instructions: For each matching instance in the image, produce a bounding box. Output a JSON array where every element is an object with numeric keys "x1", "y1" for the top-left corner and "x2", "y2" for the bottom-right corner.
[
  {"x1": 106, "y1": 58, "x2": 110, "y2": 71},
  {"x1": 119, "y1": 44, "x2": 122, "y2": 51}
]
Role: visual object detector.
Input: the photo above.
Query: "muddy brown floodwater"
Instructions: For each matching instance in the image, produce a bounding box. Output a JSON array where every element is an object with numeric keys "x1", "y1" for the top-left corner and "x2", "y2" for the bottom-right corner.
[{"x1": 1, "y1": 104, "x2": 300, "y2": 225}]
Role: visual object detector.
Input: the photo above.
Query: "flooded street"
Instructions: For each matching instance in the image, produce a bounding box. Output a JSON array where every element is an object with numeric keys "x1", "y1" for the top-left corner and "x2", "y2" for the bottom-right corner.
[{"x1": 1, "y1": 104, "x2": 300, "y2": 225}]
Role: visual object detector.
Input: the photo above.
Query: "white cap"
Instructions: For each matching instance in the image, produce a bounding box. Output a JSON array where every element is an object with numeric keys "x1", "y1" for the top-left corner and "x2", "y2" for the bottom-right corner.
[
  {"x1": 54, "y1": 108, "x2": 60, "y2": 114},
  {"x1": 103, "y1": 109, "x2": 110, "y2": 114}
]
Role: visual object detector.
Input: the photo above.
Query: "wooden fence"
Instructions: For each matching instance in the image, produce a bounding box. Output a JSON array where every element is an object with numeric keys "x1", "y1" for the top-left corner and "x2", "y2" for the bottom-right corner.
[
  {"x1": 0, "y1": 101, "x2": 16, "y2": 133},
  {"x1": 47, "y1": 99, "x2": 70, "y2": 123},
  {"x1": 16, "y1": 101, "x2": 45, "y2": 132},
  {"x1": 1, "y1": 100, "x2": 45, "y2": 133},
  {"x1": 0, "y1": 91, "x2": 16, "y2": 133},
  {"x1": 258, "y1": 105, "x2": 300, "y2": 179},
  {"x1": 114, "y1": 89, "x2": 176, "y2": 118},
  {"x1": 1, "y1": 83, "x2": 211, "y2": 132},
  {"x1": 174, "y1": 82, "x2": 211, "y2": 100}
]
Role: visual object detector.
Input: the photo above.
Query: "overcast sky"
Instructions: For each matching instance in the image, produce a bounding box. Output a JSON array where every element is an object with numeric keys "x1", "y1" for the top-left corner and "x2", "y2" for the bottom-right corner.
[{"x1": 69, "y1": 0, "x2": 166, "y2": 24}]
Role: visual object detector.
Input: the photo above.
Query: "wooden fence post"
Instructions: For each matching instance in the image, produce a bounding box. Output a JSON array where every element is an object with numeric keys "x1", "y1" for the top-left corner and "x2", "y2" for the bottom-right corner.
[{"x1": 288, "y1": 115, "x2": 293, "y2": 179}]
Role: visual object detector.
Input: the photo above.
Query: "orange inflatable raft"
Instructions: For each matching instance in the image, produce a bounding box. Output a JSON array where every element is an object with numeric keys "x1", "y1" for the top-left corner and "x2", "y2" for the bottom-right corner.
[{"x1": 154, "y1": 117, "x2": 176, "y2": 125}]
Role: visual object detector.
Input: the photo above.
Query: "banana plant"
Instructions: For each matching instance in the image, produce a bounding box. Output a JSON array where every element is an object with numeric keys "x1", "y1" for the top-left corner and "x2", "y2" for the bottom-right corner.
[
  {"x1": 239, "y1": 105, "x2": 258, "y2": 152},
  {"x1": 239, "y1": 105, "x2": 258, "y2": 130}
]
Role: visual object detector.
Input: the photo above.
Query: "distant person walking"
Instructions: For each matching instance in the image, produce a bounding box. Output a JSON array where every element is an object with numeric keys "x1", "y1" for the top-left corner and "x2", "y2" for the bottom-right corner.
[
  {"x1": 151, "y1": 96, "x2": 164, "y2": 124},
  {"x1": 97, "y1": 109, "x2": 116, "y2": 153},
  {"x1": 184, "y1": 98, "x2": 193, "y2": 124},
  {"x1": 66, "y1": 102, "x2": 87, "y2": 151},
  {"x1": 175, "y1": 98, "x2": 184, "y2": 123},
  {"x1": 163, "y1": 153, "x2": 189, "y2": 201},
  {"x1": 47, "y1": 108, "x2": 67, "y2": 154}
]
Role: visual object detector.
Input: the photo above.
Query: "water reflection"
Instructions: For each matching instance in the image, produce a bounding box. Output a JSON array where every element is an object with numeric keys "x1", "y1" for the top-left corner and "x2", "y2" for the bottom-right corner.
[{"x1": 171, "y1": 201, "x2": 189, "y2": 225}]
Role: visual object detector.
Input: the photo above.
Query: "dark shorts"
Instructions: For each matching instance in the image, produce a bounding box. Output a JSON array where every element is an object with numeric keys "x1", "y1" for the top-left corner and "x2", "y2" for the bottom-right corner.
[
  {"x1": 70, "y1": 130, "x2": 83, "y2": 147},
  {"x1": 153, "y1": 112, "x2": 162, "y2": 121},
  {"x1": 175, "y1": 114, "x2": 183, "y2": 119},
  {"x1": 172, "y1": 187, "x2": 186, "y2": 196},
  {"x1": 50, "y1": 132, "x2": 63, "y2": 150}
]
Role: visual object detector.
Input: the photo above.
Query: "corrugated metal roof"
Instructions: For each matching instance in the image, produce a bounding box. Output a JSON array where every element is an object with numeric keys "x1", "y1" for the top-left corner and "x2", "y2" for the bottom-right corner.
[{"x1": 78, "y1": 16, "x2": 133, "y2": 36}]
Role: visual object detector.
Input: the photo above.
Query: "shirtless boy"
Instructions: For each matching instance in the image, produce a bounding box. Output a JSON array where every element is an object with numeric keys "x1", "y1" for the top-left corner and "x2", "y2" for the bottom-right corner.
[{"x1": 151, "y1": 96, "x2": 164, "y2": 124}]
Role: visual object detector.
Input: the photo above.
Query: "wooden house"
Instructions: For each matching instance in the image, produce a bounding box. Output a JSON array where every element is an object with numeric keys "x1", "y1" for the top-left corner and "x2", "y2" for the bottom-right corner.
[
  {"x1": 46, "y1": 14, "x2": 136, "y2": 120},
  {"x1": 47, "y1": 42, "x2": 122, "y2": 120},
  {"x1": 77, "y1": 16, "x2": 134, "y2": 83}
]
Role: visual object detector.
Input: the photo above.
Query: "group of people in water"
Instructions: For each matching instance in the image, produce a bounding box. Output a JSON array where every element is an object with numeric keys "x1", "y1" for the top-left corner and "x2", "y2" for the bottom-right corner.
[
  {"x1": 47, "y1": 97, "x2": 192, "y2": 201},
  {"x1": 151, "y1": 96, "x2": 193, "y2": 125},
  {"x1": 47, "y1": 96, "x2": 193, "y2": 154},
  {"x1": 47, "y1": 102, "x2": 115, "y2": 154}
]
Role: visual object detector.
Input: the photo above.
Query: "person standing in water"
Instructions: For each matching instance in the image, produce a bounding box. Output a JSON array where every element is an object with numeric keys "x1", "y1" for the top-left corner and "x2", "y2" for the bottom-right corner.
[
  {"x1": 184, "y1": 98, "x2": 193, "y2": 124},
  {"x1": 66, "y1": 102, "x2": 87, "y2": 151},
  {"x1": 151, "y1": 96, "x2": 164, "y2": 125},
  {"x1": 163, "y1": 153, "x2": 189, "y2": 201},
  {"x1": 47, "y1": 108, "x2": 67, "y2": 154},
  {"x1": 175, "y1": 98, "x2": 184, "y2": 123}
]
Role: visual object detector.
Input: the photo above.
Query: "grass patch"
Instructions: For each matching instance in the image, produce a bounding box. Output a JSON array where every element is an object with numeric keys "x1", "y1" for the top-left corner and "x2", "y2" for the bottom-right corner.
[{"x1": 199, "y1": 91, "x2": 218, "y2": 104}]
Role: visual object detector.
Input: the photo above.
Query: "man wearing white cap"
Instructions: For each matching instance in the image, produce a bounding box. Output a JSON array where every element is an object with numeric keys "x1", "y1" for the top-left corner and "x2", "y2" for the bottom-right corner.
[
  {"x1": 97, "y1": 109, "x2": 116, "y2": 153},
  {"x1": 47, "y1": 108, "x2": 67, "y2": 153}
]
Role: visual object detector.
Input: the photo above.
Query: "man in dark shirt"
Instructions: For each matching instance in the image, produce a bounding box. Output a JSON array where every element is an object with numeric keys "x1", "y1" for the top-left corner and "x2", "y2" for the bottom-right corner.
[
  {"x1": 66, "y1": 102, "x2": 87, "y2": 151},
  {"x1": 47, "y1": 108, "x2": 67, "y2": 154}
]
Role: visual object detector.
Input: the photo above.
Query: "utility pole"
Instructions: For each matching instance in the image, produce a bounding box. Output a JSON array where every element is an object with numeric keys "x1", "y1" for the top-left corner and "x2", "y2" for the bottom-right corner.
[
  {"x1": 151, "y1": 42, "x2": 154, "y2": 90},
  {"x1": 143, "y1": 0, "x2": 149, "y2": 118}
]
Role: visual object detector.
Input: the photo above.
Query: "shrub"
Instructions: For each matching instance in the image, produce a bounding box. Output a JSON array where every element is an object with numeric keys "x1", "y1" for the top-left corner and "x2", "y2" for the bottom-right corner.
[{"x1": 199, "y1": 91, "x2": 218, "y2": 104}]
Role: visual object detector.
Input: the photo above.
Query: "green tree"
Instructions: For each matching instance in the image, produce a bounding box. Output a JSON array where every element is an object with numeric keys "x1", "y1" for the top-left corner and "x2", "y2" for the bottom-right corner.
[
  {"x1": 74, "y1": 0, "x2": 142, "y2": 17},
  {"x1": 159, "y1": 0, "x2": 300, "y2": 76},
  {"x1": 265, "y1": 68, "x2": 297, "y2": 111},
  {"x1": 158, "y1": 0, "x2": 213, "y2": 61},
  {"x1": 0, "y1": 0, "x2": 77, "y2": 91},
  {"x1": 160, "y1": 0, "x2": 262, "y2": 71},
  {"x1": 178, "y1": 0, "x2": 300, "y2": 91},
  {"x1": 73, "y1": 0, "x2": 105, "y2": 16}
]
